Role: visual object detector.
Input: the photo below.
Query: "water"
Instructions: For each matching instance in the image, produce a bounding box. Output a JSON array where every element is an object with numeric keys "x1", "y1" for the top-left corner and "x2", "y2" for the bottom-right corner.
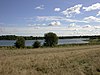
[{"x1": 0, "y1": 38, "x2": 88, "y2": 46}]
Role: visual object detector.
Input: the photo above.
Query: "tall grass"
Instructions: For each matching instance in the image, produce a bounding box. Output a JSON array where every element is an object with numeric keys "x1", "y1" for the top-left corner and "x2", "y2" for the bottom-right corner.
[{"x1": 0, "y1": 45, "x2": 100, "y2": 75}]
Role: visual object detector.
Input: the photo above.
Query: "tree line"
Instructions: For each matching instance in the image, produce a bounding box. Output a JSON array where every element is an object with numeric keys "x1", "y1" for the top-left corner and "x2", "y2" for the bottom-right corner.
[
  {"x1": 0, "y1": 35, "x2": 44, "y2": 40},
  {"x1": 0, "y1": 35, "x2": 100, "y2": 40}
]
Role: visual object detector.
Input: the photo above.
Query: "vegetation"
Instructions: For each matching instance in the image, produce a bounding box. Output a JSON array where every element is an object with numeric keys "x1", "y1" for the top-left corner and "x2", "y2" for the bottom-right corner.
[
  {"x1": 14, "y1": 37, "x2": 25, "y2": 48},
  {"x1": 0, "y1": 35, "x2": 44, "y2": 40},
  {"x1": 44, "y1": 32, "x2": 58, "y2": 47},
  {"x1": 23, "y1": 36, "x2": 44, "y2": 40},
  {"x1": 89, "y1": 36, "x2": 100, "y2": 45},
  {"x1": 0, "y1": 35, "x2": 100, "y2": 40},
  {"x1": 0, "y1": 35, "x2": 17, "y2": 40},
  {"x1": 0, "y1": 45, "x2": 100, "y2": 75},
  {"x1": 0, "y1": 34, "x2": 100, "y2": 48},
  {"x1": 32, "y1": 40, "x2": 41, "y2": 48},
  {"x1": 59, "y1": 35, "x2": 100, "y2": 39}
]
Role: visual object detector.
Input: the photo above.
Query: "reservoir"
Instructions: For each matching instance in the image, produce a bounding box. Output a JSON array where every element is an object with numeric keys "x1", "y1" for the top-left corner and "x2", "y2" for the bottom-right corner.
[{"x1": 0, "y1": 38, "x2": 88, "y2": 46}]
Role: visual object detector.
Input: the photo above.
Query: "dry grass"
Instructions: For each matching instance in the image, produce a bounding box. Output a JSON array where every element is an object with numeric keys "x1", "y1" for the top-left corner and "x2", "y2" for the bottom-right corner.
[{"x1": 0, "y1": 45, "x2": 100, "y2": 75}]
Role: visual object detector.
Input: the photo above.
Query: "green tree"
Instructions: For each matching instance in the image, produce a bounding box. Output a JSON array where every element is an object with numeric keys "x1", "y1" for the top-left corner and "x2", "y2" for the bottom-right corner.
[
  {"x1": 15, "y1": 37, "x2": 25, "y2": 48},
  {"x1": 44, "y1": 32, "x2": 58, "y2": 47},
  {"x1": 33, "y1": 40, "x2": 41, "y2": 48}
]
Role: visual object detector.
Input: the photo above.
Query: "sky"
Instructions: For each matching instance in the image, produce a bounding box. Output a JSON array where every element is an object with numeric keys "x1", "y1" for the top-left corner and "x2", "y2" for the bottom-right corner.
[{"x1": 0, "y1": 0, "x2": 100, "y2": 36}]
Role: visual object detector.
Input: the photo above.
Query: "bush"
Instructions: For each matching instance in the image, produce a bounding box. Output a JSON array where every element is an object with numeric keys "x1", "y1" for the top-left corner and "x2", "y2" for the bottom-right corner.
[
  {"x1": 15, "y1": 37, "x2": 25, "y2": 48},
  {"x1": 44, "y1": 32, "x2": 58, "y2": 47},
  {"x1": 89, "y1": 37, "x2": 100, "y2": 45},
  {"x1": 33, "y1": 40, "x2": 41, "y2": 48}
]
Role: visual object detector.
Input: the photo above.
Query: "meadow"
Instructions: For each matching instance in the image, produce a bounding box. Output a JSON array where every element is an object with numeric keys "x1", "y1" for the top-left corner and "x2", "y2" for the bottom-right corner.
[{"x1": 0, "y1": 45, "x2": 100, "y2": 75}]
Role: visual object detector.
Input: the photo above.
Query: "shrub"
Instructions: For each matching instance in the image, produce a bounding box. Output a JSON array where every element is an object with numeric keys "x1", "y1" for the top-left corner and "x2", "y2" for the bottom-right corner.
[
  {"x1": 33, "y1": 40, "x2": 41, "y2": 48},
  {"x1": 89, "y1": 37, "x2": 100, "y2": 45},
  {"x1": 15, "y1": 37, "x2": 25, "y2": 48},
  {"x1": 44, "y1": 32, "x2": 58, "y2": 47}
]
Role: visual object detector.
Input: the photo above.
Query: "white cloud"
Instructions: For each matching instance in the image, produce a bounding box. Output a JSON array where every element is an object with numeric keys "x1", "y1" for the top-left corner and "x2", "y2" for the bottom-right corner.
[
  {"x1": 49, "y1": 21, "x2": 61, "y2": 26},
  {"x1": 84, "y1": 16, "x2": 100, "y2": 22},
  {"x1": 82, "y1": 25, "x2": 92, "y2": 28},
  {"x1": 94, "y1": 25, "x2": 100, "y2": 29},
  {"x1": 96, "y1": 11, "x2": 100, "y2": 16},
  {"x1": 68, "y1": 23, "x2": 76, "y2": 27},
  {"x1": 35, "y1": 5, "x2": 44, "y2": 10},
  {"x1": 36, "y1": 16, "x2": 87, "y2": 23},
  {"x1": 1, "y1": 25, "x2": 100, "y2": 36},
  {"x1": 61, "y1": 4, "x2": 82, "y2": 17},
  {"x1": 28, "y1": 23, "x2": 46, "y2": 27},
  {"x1": 68, "y1": 23, "x2": 81, "y2": 29},
  {"x1": 54, "y1": 8, "x2": 61, "y2": 12},
  {"x1": 36, "y1": 16, "x2": 62, "y2": 21},
  {"x1": 83, "y1": 3, "x2": 100, "y2": 11}
]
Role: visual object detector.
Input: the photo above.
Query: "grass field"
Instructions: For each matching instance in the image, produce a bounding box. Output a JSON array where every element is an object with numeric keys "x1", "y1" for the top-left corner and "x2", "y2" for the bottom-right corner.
[{"x1": 0, "y1": 45, "x2": 100, "y2": 75}]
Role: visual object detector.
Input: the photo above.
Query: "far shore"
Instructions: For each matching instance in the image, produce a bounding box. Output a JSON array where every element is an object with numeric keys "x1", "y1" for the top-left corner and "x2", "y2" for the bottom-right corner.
[{"x1": 0, "y1": 35, "x2": 100, "y2": 40}]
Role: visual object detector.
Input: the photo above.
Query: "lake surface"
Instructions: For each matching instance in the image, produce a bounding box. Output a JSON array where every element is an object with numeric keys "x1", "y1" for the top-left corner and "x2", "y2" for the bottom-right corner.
[{"x1": 0, "y1": 38, "x2": 88, "y2": 46}]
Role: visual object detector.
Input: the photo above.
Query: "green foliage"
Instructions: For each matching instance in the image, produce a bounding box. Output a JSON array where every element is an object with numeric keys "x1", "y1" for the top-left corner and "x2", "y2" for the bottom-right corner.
[
  {"x1": 0, "y1": 35, "x2": 17, "y2": 40},
  {"x1": 33, "y1": 40, "x2": 41, "y2": 48},
  {"x1": 89, "y1": 36, "x2": 100, "y2": 45},
  {"x1": 15, "y1": 37, "x2": 25, "y2": 48},
  {"x1": 44, "y1": 32, "x2": 58, "y2": 47}
]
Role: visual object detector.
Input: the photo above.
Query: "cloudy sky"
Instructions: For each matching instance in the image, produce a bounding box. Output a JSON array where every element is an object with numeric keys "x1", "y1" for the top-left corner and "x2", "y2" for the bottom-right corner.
[{"x1": 0, "y1": 0, "x2": 100, "y2": 36}]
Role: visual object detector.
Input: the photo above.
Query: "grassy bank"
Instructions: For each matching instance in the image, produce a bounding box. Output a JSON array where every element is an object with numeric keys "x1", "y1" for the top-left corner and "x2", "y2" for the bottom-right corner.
[
  {"x1": 0, "y1": 45, "x2": 100, "y2": 75},
  {"x1": 0, "y1": 42, "x2": 100, "y2": 50}
]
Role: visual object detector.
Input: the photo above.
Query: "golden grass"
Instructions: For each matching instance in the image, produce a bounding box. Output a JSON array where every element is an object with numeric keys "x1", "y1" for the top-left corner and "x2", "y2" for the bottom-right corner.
[{"x1": 0, "y1": 45, "x2": 100, "y2": 75}]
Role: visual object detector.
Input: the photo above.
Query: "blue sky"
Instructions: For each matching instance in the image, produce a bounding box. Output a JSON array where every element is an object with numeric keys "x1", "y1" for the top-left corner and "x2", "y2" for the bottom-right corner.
[{"x1": 0, "y1": 0, "x2": 100, "y2": 36}]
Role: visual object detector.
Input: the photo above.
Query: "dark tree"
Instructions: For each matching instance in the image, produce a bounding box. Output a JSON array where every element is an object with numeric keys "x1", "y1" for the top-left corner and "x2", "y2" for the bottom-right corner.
[
  {"x1": 15, "y1": 37, "x2": 25, "y2": 48},
  {"x1": 44, "y1": 32, "x2": 58, "y2": 47},
  {"x1": 33, "y1": 40, "x2": 41, "y2": 48}
]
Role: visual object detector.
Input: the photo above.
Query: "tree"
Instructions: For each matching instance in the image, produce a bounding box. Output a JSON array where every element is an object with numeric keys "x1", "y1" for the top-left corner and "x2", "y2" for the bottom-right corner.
[
  {"x1": 44, "y1": 32, "x2": 58, "y2": 47},
  {"x1": 33, "y1": 40, "x2": 41, "y2": 48},
  {"x1": 15, "y1": 37, "x2": 25, "y2": 48}
]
